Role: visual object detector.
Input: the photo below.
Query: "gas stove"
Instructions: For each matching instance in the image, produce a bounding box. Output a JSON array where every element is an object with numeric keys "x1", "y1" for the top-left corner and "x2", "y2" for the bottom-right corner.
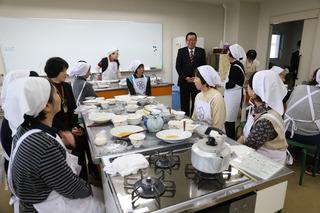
[{"x1": 105, "y1": 148, "x2": 250, "y2": 213}]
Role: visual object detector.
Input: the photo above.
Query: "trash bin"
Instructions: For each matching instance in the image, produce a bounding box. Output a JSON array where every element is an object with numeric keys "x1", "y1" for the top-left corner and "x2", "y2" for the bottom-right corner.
[{"x1": 171, "y1": 85, "x2": 181, "y2": 110}]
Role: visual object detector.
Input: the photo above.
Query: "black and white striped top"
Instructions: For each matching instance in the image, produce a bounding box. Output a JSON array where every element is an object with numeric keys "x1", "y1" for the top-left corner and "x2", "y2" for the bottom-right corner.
[{"x1": 11, "y1": 124, "x2": 92, "y2": 213}]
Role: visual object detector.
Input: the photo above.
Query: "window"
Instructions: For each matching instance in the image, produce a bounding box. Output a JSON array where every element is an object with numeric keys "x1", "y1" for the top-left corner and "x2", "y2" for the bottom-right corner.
[{"x1": 269, "y1": 34, "x2": 281, "y2": 58}]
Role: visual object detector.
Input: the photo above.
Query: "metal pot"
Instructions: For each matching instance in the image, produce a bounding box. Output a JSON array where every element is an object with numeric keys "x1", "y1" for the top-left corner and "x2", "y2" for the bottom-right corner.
[{"x1": 191, "y1": 130, "x2": 231, "y2": 174}]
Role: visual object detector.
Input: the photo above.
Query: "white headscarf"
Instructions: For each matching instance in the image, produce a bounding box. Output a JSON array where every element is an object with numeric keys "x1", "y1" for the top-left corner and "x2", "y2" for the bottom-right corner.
[
  {"x1": 108, "y1": 48, "x2": 119, "y2": 56},
  {"x1": 129, "y1": 60, "x2": 143, "y2": 72},
  {"x1": 68, "y1": 61, "x2": 90, "y2": 77},
  {"x1": 229, "y1": 44, "x2": 246, "y2": 61},
  {"x1": 316, "y1": 68, "x2": 320, "y2": 87},
  {"x1": 197, "y1": 65, "x2": 221, "y2": 87},
  {"x1": 1, "y1": 70, "x2": 30, "y2": 109},
  {"x1": 253, "y1": 70, "x2": 287, "y2": 115},
  {"x1": 270, "y1": 66, "x2": 285, "y2": 74},
  {"x1": 4, "y1": 77, "x2": 51, "y2": 135}
]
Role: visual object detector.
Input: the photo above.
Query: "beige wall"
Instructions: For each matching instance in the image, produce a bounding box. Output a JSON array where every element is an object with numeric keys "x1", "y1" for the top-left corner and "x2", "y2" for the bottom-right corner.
[
  {"x1": 224, "y1": 1, "x2": 240, "y2": 45},
  {"x1": 238, "y1": 2, "x2": 260, "y2": 52},
  {"x1": 256, "y1": 0, "x2": 320, "y2": 75},
  {"x1": 224, "y1": 1, "x2": 260, "y2": 53},
  {"x1": 0, "y1": 0, "x2": 224, "y2": 82}
]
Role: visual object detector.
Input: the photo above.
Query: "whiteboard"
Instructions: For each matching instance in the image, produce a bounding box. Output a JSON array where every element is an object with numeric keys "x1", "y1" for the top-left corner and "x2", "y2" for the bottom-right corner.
[{"x1": 0, "y1": 17, "x2": 162, "y2": 74}]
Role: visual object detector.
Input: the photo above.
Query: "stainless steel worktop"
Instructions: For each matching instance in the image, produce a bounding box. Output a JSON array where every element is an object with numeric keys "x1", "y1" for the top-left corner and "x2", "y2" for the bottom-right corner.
[
  {"x1": 101, "y1": 138, "x2": 293, "y2": 213},
  {"x1": 82, "y1": 112, "x2": 194, "y2": 164}
]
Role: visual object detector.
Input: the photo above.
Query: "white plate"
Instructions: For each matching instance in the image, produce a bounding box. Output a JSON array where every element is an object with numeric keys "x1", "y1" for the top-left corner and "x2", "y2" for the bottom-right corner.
[
  {"x1": 130, "y1": 95, "x2": 146, "y2": 101},
  {"x1": 97, "y1": 84, "x2": 110, "y2": 88},
  {"x1": 83, "y1": 99, "x2": 100, "y2": 106},
  {"x1": 88, "y1": 112, "x2": 114, "y2": 123},
  {"x1": 110, "y1": 125, "x2": 144, "y2": 138},
  {"x1": 156, "y1": 129, "x2": 192, "y2": 143}
]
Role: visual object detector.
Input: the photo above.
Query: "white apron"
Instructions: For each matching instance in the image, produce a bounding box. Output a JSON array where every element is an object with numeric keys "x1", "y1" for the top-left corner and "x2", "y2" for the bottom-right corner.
[
  {"x1": 132, "y1": 75, "x2": 147, "y2": 95},
  {"x1": 224, "y1": 64, "x2": 244, "y2": 122},
  {"x1": 102, "y1": 61, "x2": 118, "y2": 80},
  {"x1": 243, "y1": 112, "x2": 291, "y2": 165},
  {"x1": 284, "y1": 85, "x2": 320, "y2": 138},
  {"x1": 194, "y1": 93, "x2": 218, "y2": 125},
  {"x1": 8, "y1": 129, "x2": 104, "y2": 213}
]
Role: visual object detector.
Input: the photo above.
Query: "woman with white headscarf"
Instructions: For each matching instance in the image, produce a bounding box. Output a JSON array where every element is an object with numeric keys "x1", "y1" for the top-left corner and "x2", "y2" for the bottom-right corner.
[
  {"x1": 224, "y1": 44, "x2": 246, "y2": 140},
  {"x1": 97, "y1": 48, "x2": 122, "y2": 80},
  {"x1": 126, "y1": 60, "x2": 151, "y2": 96},
  {"x1": 0, "y1": 70, "x2": 38, "y2": 176},
  {"x1": 284, "y1": 68, "x2": 320, "y2": 147},
  {"x1": 238, "y1": 70, "x2": 289, "y2": 164},
  {"x1": 69, "y1": 60, "x2": 96, "y2": 105},
  {"x1": 192, "y1": 65, "x2": 226, "y2": 130},
  {"x1": 6, "y1": 77, "x2": 104, "y2": 213}
]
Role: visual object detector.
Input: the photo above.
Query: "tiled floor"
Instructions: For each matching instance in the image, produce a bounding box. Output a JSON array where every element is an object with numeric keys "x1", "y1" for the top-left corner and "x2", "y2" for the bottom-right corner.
[{"x1": 0, "y1": 164, "x2": 319, "y2": 213}]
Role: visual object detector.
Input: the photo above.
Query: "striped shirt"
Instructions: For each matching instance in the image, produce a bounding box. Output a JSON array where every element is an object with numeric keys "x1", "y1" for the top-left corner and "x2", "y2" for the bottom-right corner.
[{"x1": 11, "y1": 125, "x2": 92, "y2": 213}]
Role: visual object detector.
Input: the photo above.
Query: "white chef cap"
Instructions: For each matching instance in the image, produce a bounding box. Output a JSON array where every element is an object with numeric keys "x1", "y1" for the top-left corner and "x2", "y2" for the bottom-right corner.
[
  {"x1": 108, "y1": 48, "x2": 119, "y2": 56},
  {"x1": 197, "y1": 65, "x2": 222, "y2": 87},
  {"x1": 253, "y1": 70, "x2": 287, "y2": 115},
  {"x1": 4, "y1": 77, "x2": 51, "y2": 135},
  {"x1": 229, "y1": 44, "x2": 246, "y2": 61},
  {"x1": 270, "y1": 66, "x2": 285, "y2": 75},
  {"x1": 316, "y1": 68, "x2": 320, "y2": 87},
  {"x1": 129, "y1": 60, "x2": 143, "y2": 72},
  {"x1": 1, "y1": 70, "x2": 30, "y2": 109},
  {"x1": 68, "y1": 61, "x2": 90, "y2": 77}
]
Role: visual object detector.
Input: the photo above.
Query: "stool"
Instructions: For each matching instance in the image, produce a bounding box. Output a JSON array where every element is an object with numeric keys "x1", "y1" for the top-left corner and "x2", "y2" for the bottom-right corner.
[{"x1": 286, "y1": 138, "x2": 320, "y2": 185}]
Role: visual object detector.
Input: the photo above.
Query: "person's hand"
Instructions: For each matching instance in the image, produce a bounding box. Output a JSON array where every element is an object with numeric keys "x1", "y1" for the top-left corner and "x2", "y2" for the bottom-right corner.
[
  {"x1": 185, "y1": 77, "x2": 194, "y2": 83},
  {"x1": 237, "y1": 135, "x2": 245, "y2": 144},
  {"x1": 59, "y1": 131, "x2": 76, "y2": 148},
  {"x1": 72, "y1": 127, "x2": 84, "y2": 136}
]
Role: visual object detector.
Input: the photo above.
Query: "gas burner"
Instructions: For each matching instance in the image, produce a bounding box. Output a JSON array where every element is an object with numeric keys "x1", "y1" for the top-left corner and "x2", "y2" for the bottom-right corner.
[
  {"x1": 149, "y1": 151, "x2": 180, "y2": 174},
  {"x1": 185, "y1": 164, "x2": 231, "y2": 189},
  {"x1": 124, "y1": 170, "x2": 176, "y2": 209}
]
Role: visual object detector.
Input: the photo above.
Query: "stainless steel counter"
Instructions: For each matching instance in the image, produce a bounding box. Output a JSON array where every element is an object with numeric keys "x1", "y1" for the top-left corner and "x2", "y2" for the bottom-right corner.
[
  {"x1": 82, "y1": 112, "x2": 194, "y2": 164},
  {"x1": 101, "y1": 138, "x2": 293, "y2": 213}
]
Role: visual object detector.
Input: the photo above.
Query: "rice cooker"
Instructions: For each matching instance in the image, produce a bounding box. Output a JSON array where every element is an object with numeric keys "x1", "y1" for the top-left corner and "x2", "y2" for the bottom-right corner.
[{"x1": 191, "y1": 130, "x2": 232, "y2": 174}]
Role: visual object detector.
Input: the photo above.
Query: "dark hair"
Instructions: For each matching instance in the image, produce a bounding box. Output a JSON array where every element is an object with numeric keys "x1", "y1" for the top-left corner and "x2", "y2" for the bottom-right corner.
[
  {"x1": 195, "y1": 69, "x2": 208, "y2": 86},
  {"x1": 29, "y1": 71, "x2": 39, "y2": 77},
  {"x1": 44, "y1": 57, "x2": 69, "y2": 78},
  {"x1": 228, "y1": 51, "x2": 234, "y2": 59},
  {"x1": 22, "y1": 83, "x2": 55, "y2": 127},
  {"x1": 135, "y1": 64, "x2": 144, "y2": 74},
  {"x1": 308, "y1": 68, "x2": 320, "y2": 86},
  {"x1": 246, "y1": 50, "x2": 257, "y2": 60},
  {"x1": 248, "y1": 72, "x2": 263, "y2": 103},
  {"x1": 186, "y1": 32, "x2": 197, "y2": 40}
]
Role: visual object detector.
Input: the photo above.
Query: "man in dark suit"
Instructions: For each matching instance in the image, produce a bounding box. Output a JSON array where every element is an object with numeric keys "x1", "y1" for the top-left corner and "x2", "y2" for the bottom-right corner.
[{"x1": 176, "y1": 32, "x2": 207, "y2": 116}]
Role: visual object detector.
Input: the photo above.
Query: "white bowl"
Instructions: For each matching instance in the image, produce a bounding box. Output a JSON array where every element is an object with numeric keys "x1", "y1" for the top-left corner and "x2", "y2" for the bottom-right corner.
[
  {"x1": 127, "y1": 113, "x2": 143, "y2": 125},
  {"x1": 173, "y1": 111, "x2": 185, "y2": 120},
  {"x1": 106, "y1": 98, "x2": 116, "y2": 105},
  {"x1": 126, "y1": 104, "x2": 139, "y2": 113},
  {"x1": 112, "y1": 115, "x2": 128, "y2": 127},
  {"x1": 147, "y1": 96, "x2": 156, "y2": 103},
  {"x1": 129, "y1": 133, "x2": 145, "y2": 148},
  {"x1": 127, "y1": 100, "x2": 138, "y2": 105}
]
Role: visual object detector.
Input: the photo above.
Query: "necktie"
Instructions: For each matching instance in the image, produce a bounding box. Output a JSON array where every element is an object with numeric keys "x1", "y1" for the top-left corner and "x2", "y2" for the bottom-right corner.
[{"x1": 190, "y1": 49, "x2": 194, "y2": 64}]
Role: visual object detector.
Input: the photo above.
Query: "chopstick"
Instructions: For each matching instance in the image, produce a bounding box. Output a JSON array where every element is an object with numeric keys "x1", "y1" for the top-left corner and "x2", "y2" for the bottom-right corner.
[
  {"x1": 183, "y1": 120, "x2": 186, "y2": 131},
  {"x1": 120, "y1": 130, "x2": 145, "y2": 138}
]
